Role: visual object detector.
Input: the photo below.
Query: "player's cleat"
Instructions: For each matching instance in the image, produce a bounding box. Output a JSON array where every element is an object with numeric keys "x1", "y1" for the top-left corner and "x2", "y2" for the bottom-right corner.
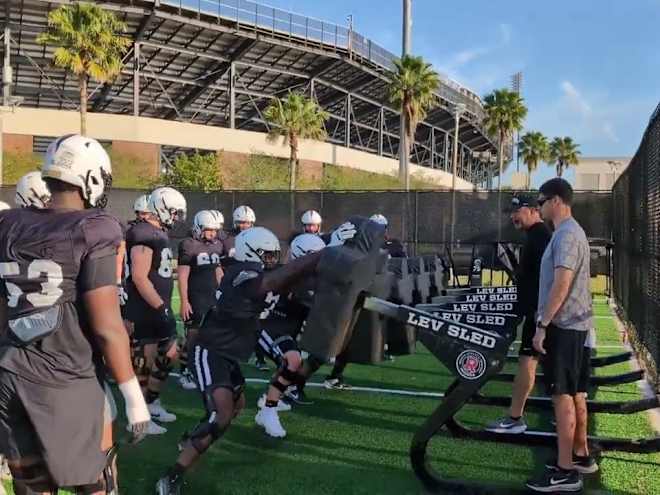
[
  {"x1": 155, "y1": 475, "x2": 182, "y2": 495},
  {"x1": 485, "y1": 416, "x2": 528, "y2": 434},
  {"x1": 255, "y1": 407, "x2": 286, "y2": 438},
  {"x1": 178, "y1": 371, "x2": 197, "y2": 391},
  {"x1": 127, "y1": 420, "x2": 167, "y2": 436},
  {"x1": 283, "y1": 386, "x2": 314, "y2": 405},
  {"x1": 323, "y1": 377, "x2": 353, "y2": 390},
  {"x1": 257, "y1": 394, "x2": 292, "y2": 412},
  {"x1": 526, "y1": 466, "x2": 583, "y2": 492},
  {"x1": 149, "y1": 399, "x2": 177, "y2": 423}
]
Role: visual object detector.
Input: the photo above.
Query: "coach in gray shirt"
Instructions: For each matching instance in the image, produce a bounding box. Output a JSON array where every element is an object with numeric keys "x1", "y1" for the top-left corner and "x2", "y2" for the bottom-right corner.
[{"x1": 526, "y1": 178, "x2": 596, "y2": 493}]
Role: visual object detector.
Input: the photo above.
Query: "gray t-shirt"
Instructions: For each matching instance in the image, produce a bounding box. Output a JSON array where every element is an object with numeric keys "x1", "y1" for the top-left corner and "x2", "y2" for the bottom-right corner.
[{"x1": 538, "y1": 217, "x2": 593, "y2": 331}]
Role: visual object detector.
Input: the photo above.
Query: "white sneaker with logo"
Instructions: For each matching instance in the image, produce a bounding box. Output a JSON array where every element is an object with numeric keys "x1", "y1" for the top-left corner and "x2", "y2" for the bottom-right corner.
[
  {"x1": 148, "y1": 399, "x2": 177, "y2": 423},
  {"x1": 255, "y1": 407, "x2": 287, "y2": 438},
  {"x1": 257, "y1": 394, "x2": 292, "y2": 412}
]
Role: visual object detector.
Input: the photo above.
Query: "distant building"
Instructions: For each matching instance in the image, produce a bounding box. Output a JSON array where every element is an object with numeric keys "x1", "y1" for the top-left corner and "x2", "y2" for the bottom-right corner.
[
  {"x1": 574, "y1": 157, "x2": 631, "y2": 191},
  {"x1": 510, "y1": 172, "x2": 529, "y2": 190}
]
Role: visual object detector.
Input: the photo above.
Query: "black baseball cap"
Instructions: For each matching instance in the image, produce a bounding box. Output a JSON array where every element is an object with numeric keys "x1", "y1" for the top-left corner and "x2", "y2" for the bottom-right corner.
[{"x1": 506, "y1": 194, "x2": 539, "y2": 213}]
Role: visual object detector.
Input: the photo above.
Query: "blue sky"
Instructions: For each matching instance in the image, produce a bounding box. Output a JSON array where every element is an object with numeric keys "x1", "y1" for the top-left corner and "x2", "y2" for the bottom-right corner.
[{"x1": 260, "y1": 0, "x2": 660, "y2": 186}]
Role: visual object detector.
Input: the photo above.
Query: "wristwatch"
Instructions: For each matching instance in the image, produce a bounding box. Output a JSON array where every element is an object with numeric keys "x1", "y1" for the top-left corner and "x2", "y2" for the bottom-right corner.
[{"x1": 536, "y1": 321, "x2": 548, "y2": 329}]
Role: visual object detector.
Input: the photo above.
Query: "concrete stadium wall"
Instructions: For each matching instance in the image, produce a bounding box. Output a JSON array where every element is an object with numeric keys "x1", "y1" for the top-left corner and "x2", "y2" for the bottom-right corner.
[{"x1": 1, "y1": 108, "x2": 474, "y2": 190}]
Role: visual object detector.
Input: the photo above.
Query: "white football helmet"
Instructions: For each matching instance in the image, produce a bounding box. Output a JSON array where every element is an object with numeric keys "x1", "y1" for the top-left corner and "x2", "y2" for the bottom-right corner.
[
  {"x1": 42, "y1": 134, "x2": 112, "y2": 208},
  {"x1": 232, "y1": 205, "x2": 256, "y2": 229},
  {"x1": 133, "y1": 194, "x2": 150, "y2": 213},
  {"x1": 149, "y1": 187, "x2": 187, "y2": 228},
  {"x1": 0, "y1": 201, "x2": 10, "y2": 211},
  {"x1": 370, "y1": 214, "x2": 388, "y2": 226},
  {"x1": 192, "y1": 210, "x2": 223, "y2": 239},
  {"x1": 15, "y1": 171, "x2": 51, "y2": 209},
  {"x1": 234, "y1": 227, "x2": 280, "y2": 268},
  {"x1": 289, "y1": 233, "x2": 326, "y2": 261},
  {"x1": 301, "y1": 210, "x2": 322, "y2": 227},
  {"x1": 211, "y1": 210, "x2": 225, "y2": 228}
]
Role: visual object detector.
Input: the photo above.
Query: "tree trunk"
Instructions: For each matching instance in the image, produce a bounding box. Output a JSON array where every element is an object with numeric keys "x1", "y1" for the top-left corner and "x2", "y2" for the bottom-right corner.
[
  {"x1": 497, "y1": 131, "x2": 504, "y2": 191},
  {"x1": 79, "y1": 75, "x2": 88, "y2": 136},
  {"x1": 289, "y1": 135, "x2": 298, "y2": 191},
  {"x1": 526, "y1": 163, "x2": 532, "y2": 190}
]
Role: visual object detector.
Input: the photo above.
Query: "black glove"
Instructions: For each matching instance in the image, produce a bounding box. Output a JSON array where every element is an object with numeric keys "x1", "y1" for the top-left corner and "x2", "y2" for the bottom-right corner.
[{"x1": 156, "y1": 304, "x2": 177, "y2": 336}]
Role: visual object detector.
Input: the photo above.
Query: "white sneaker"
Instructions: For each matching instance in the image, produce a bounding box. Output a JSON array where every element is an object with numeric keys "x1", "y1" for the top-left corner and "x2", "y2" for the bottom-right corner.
[
  {"x1": 126, "y1": 420, "x2": 167, "y2": 435},
  {"x1": 148, "y1": 399, "x2": 177, "y2": 423},
  {"x1": 255, "y1": 407, "x2": 286, "y2": 438},
  {"x1": 178, "y1": 372, "x2": 197, "y2": 390},
  {"x1": 257, "y1": 394, "x2": 292, "y2": 412}
]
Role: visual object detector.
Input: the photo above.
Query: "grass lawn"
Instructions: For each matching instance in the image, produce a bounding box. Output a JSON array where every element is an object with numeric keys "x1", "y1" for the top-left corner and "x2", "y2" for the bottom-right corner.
[{"x1": 3, "y1": 297, "x2": 658, "y2": 494}]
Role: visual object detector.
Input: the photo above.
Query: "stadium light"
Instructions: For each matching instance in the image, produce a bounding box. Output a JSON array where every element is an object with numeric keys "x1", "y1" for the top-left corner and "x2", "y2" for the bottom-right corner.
[
  {"x1": 452, "y1": 103, "x2": 467, "y2": 190},
  {"x1": 399, "y1": 0, "x2": 412, "y2": 190}
]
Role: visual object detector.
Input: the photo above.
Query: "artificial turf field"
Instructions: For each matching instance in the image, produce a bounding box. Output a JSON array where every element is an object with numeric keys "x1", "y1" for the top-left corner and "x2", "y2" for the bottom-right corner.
[{"x1": 4, "y1": 295, "x2": 659, "y2": 494}]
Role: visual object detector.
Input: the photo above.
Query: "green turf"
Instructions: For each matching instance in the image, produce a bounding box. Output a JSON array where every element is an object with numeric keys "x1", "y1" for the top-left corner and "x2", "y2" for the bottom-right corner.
[{"x1": 3, "y1": 302, "x2": 659, "y2": 494}]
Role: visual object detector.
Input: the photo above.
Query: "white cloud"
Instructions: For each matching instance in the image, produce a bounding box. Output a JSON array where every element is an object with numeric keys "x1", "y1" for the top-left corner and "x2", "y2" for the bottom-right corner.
[{"x1": 560, "y1": 81, "x2": 592, "y2": 117}]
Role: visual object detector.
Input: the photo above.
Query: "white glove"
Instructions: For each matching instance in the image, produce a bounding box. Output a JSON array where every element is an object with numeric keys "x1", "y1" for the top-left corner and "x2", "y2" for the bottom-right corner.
[
  {"x1": 328, "y1": 222, "x2": 357, "y2": 247},
  {"x1": 118, "y1": 376, "x2": 150, "y2": 444}
]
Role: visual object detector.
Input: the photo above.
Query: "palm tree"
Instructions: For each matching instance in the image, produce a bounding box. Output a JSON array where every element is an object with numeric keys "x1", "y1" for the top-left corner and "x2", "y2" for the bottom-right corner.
[
  {"x1": 518, "y1": 131, "x2": 550, "y2": 189},
  {"x1": 483, "y1": 88, "x2": 528, "y2": 190},
  {"x1": 549, "y1": 137, "x2": 581, "y2": 177},
  {"x1": 389, "y1": 55, "x2": 440, "y2": 187},
  {"x1": 264, "y1": 92, "x2": 329, "y2": 190},
  {"x1": 37, "y1": 2, "x2": 131, "y2": 135}
]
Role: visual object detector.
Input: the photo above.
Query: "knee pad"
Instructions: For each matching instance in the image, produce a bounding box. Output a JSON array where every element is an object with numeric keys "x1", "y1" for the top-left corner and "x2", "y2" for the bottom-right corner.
[
  {"x1": 151, "y1": 353, "x2": 173, "y2": 382},
  {"x1": 183, "y1": 411, "x2": 227, "y2": 455},
  {"x1": 270, "y1": 376, "x2": 288, "y2": 393}
]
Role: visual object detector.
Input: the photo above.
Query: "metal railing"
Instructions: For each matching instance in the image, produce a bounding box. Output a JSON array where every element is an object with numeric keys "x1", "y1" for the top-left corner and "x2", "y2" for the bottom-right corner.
[{"x1": 157, "y1": 0, "x2": 484, "y2": 118}]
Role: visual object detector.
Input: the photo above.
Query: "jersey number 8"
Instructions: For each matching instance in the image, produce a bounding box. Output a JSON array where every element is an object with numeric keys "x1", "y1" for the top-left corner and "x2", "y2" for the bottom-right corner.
[{"x1": 0, "y1": 260, "x2": 64, "y2": 308}]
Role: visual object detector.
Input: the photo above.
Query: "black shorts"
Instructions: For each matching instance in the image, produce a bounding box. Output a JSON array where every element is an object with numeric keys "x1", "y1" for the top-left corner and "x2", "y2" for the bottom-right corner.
[
  {"x1": 257, "y1": 330, "x2": 299, "y2": 366},
  {"x1": 519, "y1": 314, "x2": 540, "y2": 358},
  {"x1": 191, "y1": 345, "x2": 245, "y2": 403},
  {"x1": 131, "y1": 306, "x2": 176, "y2": 343},
  {"x1": 542, "y1": 325, "x2": 590, "y2": 396},
  {"x1": 0, "y1": 370, "x2": 107, "y2": 486}
]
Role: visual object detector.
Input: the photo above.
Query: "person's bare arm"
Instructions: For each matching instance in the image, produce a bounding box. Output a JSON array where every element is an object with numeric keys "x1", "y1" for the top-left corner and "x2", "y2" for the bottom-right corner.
[
  {"x1": 84, "y1": 284, "x2": 150, "y2": 441},
  {"x1": 116, "y1": 240, "x2": 126, "y2": 284},
  {"x1": 178, "y1": 264, "x2": 192, "y2": 320},
  {"x1": 84, "y1": 285, "x2": 135, "y2": 383},
  {"x1": 539, "y1": 267, "x2": 575, "y2": 326},
  {"x1": 130, "y1": 245, "x2": 163, "y2": 309},
  {"x1": 215, "y1": 265, "x2": 224, "y2": 285}
]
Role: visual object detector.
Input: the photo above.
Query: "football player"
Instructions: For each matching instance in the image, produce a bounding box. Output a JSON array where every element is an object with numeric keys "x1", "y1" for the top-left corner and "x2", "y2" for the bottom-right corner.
[
  {"x1": 301, "y1": 209, "x2": 322, "y2": 234},
  {"x1": 221, "y1": 205, "x2": 256, "y2": 260},
  {"x1": 177, "y1": 210, "x2": 225, "y2": 390},
  {"x1": 156, "y1": 225, "x2": 340, "y2": 494},
  {"x1": 370, "y1": 214, "x2": 406, "y2": 258},
  {"x1": 14, "y1": 171, "x2": 51, "y2": 209},
  {"x1": 0, "y1": 135, "x2": 149, "y2": 494},
  {"x1": 124, "y1": 186, "x2": 187, "y2": 434},
  {"x1": 254, "y1": 233, "x2": 326, "y2": 437},
  {"x1": 132, "y1": 194, "x2": 151, "y2": 224}
]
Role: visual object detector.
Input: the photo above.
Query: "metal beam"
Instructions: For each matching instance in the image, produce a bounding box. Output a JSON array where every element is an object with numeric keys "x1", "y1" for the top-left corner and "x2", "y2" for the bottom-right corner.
[{"x1": 163, "y1": 38, "x2": 255, "y2": 120}]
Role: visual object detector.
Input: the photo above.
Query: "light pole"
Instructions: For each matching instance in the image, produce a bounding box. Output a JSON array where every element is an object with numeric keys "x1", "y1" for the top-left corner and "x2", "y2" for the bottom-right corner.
[
  {"x1": 451, "y1": 103, "x2": 466, "y2": 190},
  {"x1": 399, "y1": 0, "x2": 412, "y2": 190}
]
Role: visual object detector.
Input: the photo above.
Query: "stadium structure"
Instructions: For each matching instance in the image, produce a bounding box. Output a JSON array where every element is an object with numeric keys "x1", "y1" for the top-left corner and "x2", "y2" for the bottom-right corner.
[{"x1": 1, "y1": 0, "x2": 501, "y2": 188}]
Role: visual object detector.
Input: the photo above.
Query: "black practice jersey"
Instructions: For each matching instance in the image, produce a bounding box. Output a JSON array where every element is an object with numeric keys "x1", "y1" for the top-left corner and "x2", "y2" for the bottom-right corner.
[
  {"x1": 125, "y1": 220, "x2": 174, "y2": 316},
  {"x1": 516, "y1": 222, "x2": 552, "y2": 315},
  {"x1": 384, "y1": 238, "x2": 406, "y2": 258},
  {"x1": 197, "y1": 261, "x2": 272, "y2": 361},
  {"x1": 0, "y1": 208, "x2": 122, "y2": 385},
  {"x1": 261, "y1": 278, "x2": 314, "y2": 339},
  {"x1": 178, "y1": 237, "x2": 224, "y2": 304}
]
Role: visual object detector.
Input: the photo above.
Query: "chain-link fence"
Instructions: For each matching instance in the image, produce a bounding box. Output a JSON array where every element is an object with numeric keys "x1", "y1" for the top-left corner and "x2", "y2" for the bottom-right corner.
[
  {"x1": 612, "y1": 102, "x2": 660, "y2": 385},
  {"x1": 0, "y1": 187, "x2": 612, "y2": 251}
]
